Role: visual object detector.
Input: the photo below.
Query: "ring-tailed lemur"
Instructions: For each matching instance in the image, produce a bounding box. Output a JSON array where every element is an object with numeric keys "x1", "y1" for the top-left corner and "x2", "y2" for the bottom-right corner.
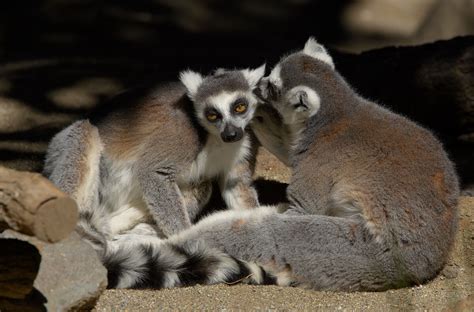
[
  {"x1": 43, "y1": 65, "x2": 265, "y2": 247},
  {"x1": 90, "y1": 38, "x2": 459, "y2": 291}
]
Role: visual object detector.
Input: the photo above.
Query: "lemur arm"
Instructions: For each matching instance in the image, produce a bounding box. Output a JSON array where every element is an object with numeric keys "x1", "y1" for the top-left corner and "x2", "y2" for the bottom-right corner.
[
  {"x1": 251, "y1": 106, "x2": 291, "y2": 166},
  {"x1": 138, "y1": 167, "x2": 192, "y2": 237}
]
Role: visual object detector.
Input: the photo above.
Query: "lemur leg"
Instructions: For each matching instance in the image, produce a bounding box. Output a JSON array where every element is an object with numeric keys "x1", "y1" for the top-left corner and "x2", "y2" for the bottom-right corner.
[
  {"x1": 107, "y1": 205, "x2": 153, "y2": 235},
  {"x1": 180, "y1": 180, "x2": 213, "y2": 221},
  {"x1": 219, "y1": 158, "x2": 259, "y2": 210},
  {"x1": 217, "y1": 134, "x2": 259, "y2": 210},
  {"x1": 44, "y1": 120, "x2": 102, "y2": 209},
  {"x1": 139, "y1": 169, "x2": 192, "y2": 237},
  {"x1": 121, "y1": 179, "x2": 233, "y2": 239},
  {"x1": 43, "y1": 120, "x2": 106, "y2": 248}
]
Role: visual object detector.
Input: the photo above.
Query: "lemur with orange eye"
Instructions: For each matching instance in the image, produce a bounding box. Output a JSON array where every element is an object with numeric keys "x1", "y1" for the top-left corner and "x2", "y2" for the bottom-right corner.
[
  {"x1": 97, "y1": 38, "x2": 458, "y2": 291},
  {"x1": 43, "y1": 65, "x2": 265, "y2": 249}
]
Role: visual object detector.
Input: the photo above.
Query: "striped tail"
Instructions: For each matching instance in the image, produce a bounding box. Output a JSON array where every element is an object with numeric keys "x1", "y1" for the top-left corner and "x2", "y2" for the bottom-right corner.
[{"x1": 103, "y1": 239, "x2": 283, "y2": 289}]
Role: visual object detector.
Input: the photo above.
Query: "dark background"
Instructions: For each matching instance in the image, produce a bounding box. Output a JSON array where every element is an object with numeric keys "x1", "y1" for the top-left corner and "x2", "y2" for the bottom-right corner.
[
  {"x1": 0, "y1": 0, "x2": 473, "y2": 185},
  {"x1": 1, "y1": 0, "x2": 472, "y2": 73}
]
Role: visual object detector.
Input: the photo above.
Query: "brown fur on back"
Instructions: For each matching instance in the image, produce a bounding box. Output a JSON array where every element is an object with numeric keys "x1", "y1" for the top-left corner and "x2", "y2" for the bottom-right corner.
[{"x1": 94, "y1": 82, "x2": 204, "y2": 166}]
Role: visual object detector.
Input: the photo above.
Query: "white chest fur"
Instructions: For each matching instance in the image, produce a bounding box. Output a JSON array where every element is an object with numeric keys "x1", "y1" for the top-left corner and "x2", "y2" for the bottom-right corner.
[
  {"x1": 179, "y1": 134, "x2": 251, "y2": 185},
  {"x1": 99, "y1": 157, "x2": 149, "y2": 235},
  {"x1": 99, "y1": 135, "x2": 251, "y2": 235}
]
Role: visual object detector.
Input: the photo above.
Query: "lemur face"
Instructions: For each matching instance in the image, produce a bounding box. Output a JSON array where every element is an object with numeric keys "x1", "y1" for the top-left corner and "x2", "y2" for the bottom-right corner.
[
  {"x1": 257, "y1": 37, "x2": 334, "y2": 126},
  {"x1": 180, "y1": 65, "x2": 265, "y2": 143}
]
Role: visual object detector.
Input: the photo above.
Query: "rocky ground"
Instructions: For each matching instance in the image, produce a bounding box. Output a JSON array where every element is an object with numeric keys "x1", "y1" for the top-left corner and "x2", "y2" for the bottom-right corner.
[{"x1": 94, "y1": 149, "x2": 474, "y2": 311}]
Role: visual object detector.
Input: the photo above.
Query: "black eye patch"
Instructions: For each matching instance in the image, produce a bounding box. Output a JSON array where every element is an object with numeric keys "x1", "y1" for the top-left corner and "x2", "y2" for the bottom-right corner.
[
  {"x1": 204, "y1": 107, "x2": 222, "y2": 122},
  {"x1": 231, "y1": 98, "x2": 248, "y2": 115}
]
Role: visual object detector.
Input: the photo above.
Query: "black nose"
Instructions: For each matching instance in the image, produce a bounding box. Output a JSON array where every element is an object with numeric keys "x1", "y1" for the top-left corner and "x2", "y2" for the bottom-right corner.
[{"x1": 221, "y1": 124, "x2": 243, "y2": 142}]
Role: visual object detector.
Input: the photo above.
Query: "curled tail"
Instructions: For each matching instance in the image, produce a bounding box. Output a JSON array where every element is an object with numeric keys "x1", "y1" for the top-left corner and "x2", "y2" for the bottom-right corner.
[{"x1": 103, "y1": 238, "x2": 285, "y2": 289}]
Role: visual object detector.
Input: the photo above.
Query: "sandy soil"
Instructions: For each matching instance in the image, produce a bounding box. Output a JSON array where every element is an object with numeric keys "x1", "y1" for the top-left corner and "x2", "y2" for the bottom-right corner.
[{"x1": 94, "y1": 149, "x2": 474, "y2": 311}]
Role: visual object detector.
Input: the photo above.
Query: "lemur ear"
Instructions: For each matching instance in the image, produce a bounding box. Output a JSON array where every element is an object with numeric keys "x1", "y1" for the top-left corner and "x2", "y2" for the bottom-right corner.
[
  {"x1": 241, "y1": 64, "x2": 266, "y2": 89},
  {"x1": 287, "y1": 86, "x2": 321, "y2": 117},
  {"x1": 180, "y1": 70, "x2": 204, "y2": 100},
  {"x1": 303, "y1": 37, "x2": 335, "y2": 69},
  {"x1": 256, "y1": 77, "x2": 280, "y2": 102},
  {"x1": 255, "y1": 77, "x2": 269, "y2": 101},
  {"x1": 213, "y1": 68, "x2": 227, "y2": 75}
]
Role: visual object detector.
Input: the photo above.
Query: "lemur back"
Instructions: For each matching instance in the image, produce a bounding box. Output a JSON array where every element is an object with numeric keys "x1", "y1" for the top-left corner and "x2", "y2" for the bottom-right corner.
[
  {"x1": 44, "y1": 66, "x2": 265, "y2": 246},
  {"x1": 86, "y1": 39, "x2": 459, "y2": 291}
]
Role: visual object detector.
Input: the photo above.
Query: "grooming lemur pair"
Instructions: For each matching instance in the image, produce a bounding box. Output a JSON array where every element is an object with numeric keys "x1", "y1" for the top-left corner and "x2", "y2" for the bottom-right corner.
[{"x1": 45, "y1": 38, "x2": 459, "y2": 291}]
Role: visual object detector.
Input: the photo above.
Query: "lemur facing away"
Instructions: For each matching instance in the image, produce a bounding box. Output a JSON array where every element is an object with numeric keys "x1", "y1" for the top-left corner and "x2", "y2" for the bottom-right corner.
[
  {"x1": 43, "y1": 65, "x2": 265, "y2": 247},
  {"x1": 101, "y1": 38, "x2": 459, "y2": 291}
]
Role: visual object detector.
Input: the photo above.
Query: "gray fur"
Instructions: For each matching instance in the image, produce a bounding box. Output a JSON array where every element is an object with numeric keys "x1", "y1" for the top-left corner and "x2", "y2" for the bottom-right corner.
[
  {"x1": 44, "y1": 120, "x2": 108, "y2": 250},
  {"x1": 44, "y1": 68, "x2": 263, "y2": 246},
  {"x1": 253, "y1": 38, "x2": 459, "y2": 289},
  {"x1": 181, "y1": 181, "x2": 213, "y2": 221},
  {"x1": 195, "y1": 71, "x2": 250, "y2": 103},
  {"x1": 168, "y1": 208, "x2": 398, "y2": 290},
  {"x1": 138, "y1": 168, "x2": 192, "y2": 235},
  {"x1": 251, "y1": 105, "x2": 290, "y2": 165},
  {"x1": 103, "y1": 38, "x2": 459, "y2": 291}
]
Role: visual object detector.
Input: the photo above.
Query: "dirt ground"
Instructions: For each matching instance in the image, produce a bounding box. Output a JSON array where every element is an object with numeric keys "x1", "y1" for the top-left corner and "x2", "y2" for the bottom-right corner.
[{"x1": 94, "y1": 149, "x2": 473, "y2": 311}]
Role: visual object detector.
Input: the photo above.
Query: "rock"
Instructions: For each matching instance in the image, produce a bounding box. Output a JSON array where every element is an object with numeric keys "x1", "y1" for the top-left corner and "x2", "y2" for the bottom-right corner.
[
  {"x1": 342, "y1": 0, "x2": 437, "y2": 38},
  {"x1": 413, "y1": 0, "x2": 474, "y2": 45},
  {"x1": 0, "y1": 230, "x2": 107, "y2": 311},
  {"x1": 341, "y1": 0, "x2": 474, "y2": 48},
  {"x1": 441, "y1": 263, "x2": 460, "y2": 279}
]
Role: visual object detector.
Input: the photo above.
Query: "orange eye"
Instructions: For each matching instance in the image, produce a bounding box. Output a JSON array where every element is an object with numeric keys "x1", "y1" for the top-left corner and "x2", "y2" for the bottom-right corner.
[
  {"x1": 207, "y1": 113, "x2": 218, "y2": 121},
  {"x1": 234, "y1": 103, "x2": 247, "y2": 113}
]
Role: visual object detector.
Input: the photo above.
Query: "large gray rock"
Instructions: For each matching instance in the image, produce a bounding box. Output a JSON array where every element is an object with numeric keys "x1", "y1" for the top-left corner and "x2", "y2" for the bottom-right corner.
[{"x1": 0, "y1": 230, "x2": 107, "y2": 311}]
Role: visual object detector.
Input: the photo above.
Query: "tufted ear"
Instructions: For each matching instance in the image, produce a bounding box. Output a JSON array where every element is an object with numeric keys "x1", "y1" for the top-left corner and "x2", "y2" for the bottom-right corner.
[
  {"x1": 213, "y1": 68, "x2": 228, "y2": 76},
  {"x1": 180, "y1": 70, "x2": 204, "y2": 100},
  {"x1": 303, "y1": 37, "x2": 335, "y2": 69},
  {"x1": 287, "y1": 85, "x2": 321, "y2": 117},
  {"x1": 256, "y1": 77, "x2": 281, "y2": 103},
  {"x1": 255, "y1": 77, "x2": 269, "y2": 101},
  {"x1": 241, "y1": 64, "x2": 266, "y2": 89}
]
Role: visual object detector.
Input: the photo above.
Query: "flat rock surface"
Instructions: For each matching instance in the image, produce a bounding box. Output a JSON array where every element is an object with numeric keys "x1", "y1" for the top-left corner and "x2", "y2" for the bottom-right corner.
[
  {"x1": 95, "y1": 150, "x2": 474, "y2": 311},
  {"x1": 1, "y1": 231, "x2": 107, "y2": 311}
]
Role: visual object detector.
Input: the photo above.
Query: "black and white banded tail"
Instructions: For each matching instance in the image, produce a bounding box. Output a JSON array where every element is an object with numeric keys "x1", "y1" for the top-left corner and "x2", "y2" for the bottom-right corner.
[{"x1": 103, "y1": 239, "x2": 282, "y2": 289}]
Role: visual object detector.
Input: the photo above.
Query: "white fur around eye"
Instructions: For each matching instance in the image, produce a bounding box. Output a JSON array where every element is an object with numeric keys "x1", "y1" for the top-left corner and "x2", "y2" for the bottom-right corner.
[
  {"x1": 206, "y1": 91, "x2": 239, "y2": 119},
  {"x1": 202, "y1": 91, "x2": 256, "y2": 130},
  {"x1": 303, "y1": 37, "x2": 335, "y2": 69},
  {"x1": 287, "y1": 85, "x2": 320, "y2": 117}
]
